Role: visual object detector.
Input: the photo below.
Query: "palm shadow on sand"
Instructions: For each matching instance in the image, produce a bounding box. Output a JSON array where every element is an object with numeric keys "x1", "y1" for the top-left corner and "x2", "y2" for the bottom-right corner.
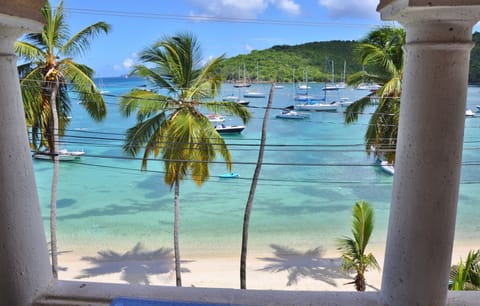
[
  {"x1": 76, "y1": 242, "x2": 190, "y2": 285},
  {"x1": 258, "y1": 244, "x2": 346, "y2": 287}
]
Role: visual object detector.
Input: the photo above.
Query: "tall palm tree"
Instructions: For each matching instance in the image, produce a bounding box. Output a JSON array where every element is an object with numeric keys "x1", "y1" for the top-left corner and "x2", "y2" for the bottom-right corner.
[
  {"x1": 120, "y1": 32, "x2": 251, "y2": 287},
  {"x1": 240, "y1": 84, "x2": 274, "y2": 289},
  {"x1": 344, "y1": 27, "x2": 405, "y2": 163},
  {"x1": 15, "y1": 0, "x2": 110, "y2": 278},
  {"x1": 450, "y1": 249, "x2": 480, "y2": 290},
  {"x1": 337, "y1": 200, "x2": 380, "y2": 291}
]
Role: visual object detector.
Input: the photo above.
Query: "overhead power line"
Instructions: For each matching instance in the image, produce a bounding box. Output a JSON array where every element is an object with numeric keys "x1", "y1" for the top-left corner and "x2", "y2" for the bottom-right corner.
[{"x1": 62, "y1": 7, "x2": 381, "y2": 29}]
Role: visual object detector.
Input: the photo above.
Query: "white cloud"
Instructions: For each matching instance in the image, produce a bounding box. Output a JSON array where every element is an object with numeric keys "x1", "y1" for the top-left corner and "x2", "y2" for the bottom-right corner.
[
  {"x1": 245, "y1": 44, "x2": 254, "y2": 52},
  {"x1": 188, "y1": 0, "x2": 301, "y2": 18},
  {"x1": 274, "y1": 0, "x2": 301, "y2": 16},
  {"x1": 122, "y1": 52, "x2": 138, "y2": 70},
  {"x1": 318, "y1": 0, "x2": 379, "y2": 19}
]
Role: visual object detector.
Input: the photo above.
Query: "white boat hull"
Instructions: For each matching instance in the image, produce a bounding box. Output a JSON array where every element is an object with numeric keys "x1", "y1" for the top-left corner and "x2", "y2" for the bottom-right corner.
[
  {"x1": 33, "y1": 150, "x2": 84, "y2": 161},
  {"x1": 294, "y1": 103, "x2": 338, "y2": 112},
  {"x1": 243, "y1": 92, "x2": 265, "y2": 98},
  {"x1": 380, "y1": 161, "x2": 395, "y2": 175},
  {"x1": 276, "y1": 110, "x2": 309, "y2": 119},
  {"x1": 215, "y1": 125, "x2": 245, "y2": 134}
]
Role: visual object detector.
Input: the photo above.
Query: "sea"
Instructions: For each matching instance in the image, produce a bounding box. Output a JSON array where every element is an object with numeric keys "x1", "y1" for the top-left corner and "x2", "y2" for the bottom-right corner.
[{"x1": 33, "y1": 77, "x2": 480, "y2": 265}]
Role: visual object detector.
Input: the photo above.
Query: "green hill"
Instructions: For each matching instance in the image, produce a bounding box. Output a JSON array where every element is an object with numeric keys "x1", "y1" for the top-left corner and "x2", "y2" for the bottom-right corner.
[
  {"x1": 220, "y1": 35, "x2": 480, "y2": 84},
  {"x1": 218, "y1": 40, "x2": 363, "y2": 83}
]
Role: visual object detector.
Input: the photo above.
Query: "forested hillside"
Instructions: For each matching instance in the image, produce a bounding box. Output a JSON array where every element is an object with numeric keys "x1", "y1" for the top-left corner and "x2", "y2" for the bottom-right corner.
[
  {"x1": 221, "y1": 35, "x2": 480, "y2": 84},
  {"x1": 219, "y1": 41, "x2": 363, "y2": 83}
]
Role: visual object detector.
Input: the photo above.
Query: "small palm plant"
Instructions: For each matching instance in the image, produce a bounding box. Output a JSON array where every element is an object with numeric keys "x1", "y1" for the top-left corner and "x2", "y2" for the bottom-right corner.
[
  {"x1": 449, "y1": 249, "x2": 480, "y2": 290},
  {"x1": 337, "y1": 200, "x2": 380, "y2": 291}
]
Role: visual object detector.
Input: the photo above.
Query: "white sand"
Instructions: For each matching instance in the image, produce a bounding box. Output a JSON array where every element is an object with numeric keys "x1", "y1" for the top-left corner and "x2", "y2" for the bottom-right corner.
[{"x1": 57, "y1": 241, "x2": 478, "y2": 292}]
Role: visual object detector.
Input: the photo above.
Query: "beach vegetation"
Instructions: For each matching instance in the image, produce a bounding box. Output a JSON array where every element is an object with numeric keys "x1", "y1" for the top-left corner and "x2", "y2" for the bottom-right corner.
[
  {"x1": 337, "y1": 200, "x2": 380, "y2": 291},
  {"x1": 119, "y1": 32, "x2": 251, "y2": 287},
  {"x1": 343, "y1": 26, "x2": 405, "y2": 163},
  {"x1": 449, "y1": 249, "x2": 480, "y2": 290},
  {"x1": 15, "y1": 0, "x2": 110, "y2": 278}
]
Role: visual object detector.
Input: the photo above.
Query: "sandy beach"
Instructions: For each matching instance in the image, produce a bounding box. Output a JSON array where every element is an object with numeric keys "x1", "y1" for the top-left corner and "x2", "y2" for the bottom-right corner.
[{"x1": 57, "y1": 241, "x2": 478, "y2": 292}]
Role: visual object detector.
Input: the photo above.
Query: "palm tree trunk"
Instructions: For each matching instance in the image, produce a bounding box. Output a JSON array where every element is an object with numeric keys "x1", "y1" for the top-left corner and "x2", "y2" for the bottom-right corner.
[
  {"x1": 355, "y1": 273, "x2": 366, "y2": 291},
  {"x1": 49, "y1": 78, "x2": 60, "y2": 279},
  {"x1": 240, "y1": 84, "x2": 274, "y2": 289},
  {"x1": 173, "y1": 175, "x2": 182, "y2": 287}
]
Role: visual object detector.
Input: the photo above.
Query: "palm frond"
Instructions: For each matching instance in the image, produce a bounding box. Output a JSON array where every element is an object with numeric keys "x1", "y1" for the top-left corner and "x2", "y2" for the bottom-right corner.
[
  {"x1": 61, "y1": 60, "x2": 107, "y2": 121},
  {"x1": 123, "y1": 111, "x2": 168, "y2": 158},
  {"x1": 351, "y1": 201, "x2": 374, "y2": 254},
  {"x1": 343, "y1": 94, "x2": 375, "y2": 124},
  {"x1": 44, "y1": 0, "x2": 69, "y2": 52},
  {"x1": 62, "y1": 22, "x2": 111, "y2": 58},
  {"x1": 202, "y1": 101, "x2": 252, "y2": 124},
  {"x1": 119, "y1": 90, "x2": 171, "y2": 120},
  {"x1": 15, "y1": 41, "x2": 45, "y2": 62},
  {"x1": 132, "y1": 64, "x2": 174, "y2": 94}
]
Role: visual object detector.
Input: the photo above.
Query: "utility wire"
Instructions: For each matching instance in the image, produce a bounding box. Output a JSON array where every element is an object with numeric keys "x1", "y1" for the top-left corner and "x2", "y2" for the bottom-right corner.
[{"x1": 62, "y1": 7, "x2": 381, "y2": 29}]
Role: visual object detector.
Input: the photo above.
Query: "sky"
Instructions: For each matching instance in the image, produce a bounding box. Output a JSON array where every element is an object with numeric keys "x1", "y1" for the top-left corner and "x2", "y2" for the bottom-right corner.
[{"x1": 49, "y1": 0, "x2": 393, "y2": 77}]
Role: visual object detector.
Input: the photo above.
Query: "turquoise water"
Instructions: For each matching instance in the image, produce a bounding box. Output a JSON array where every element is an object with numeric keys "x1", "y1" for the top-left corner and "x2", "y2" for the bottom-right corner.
[{"x1": 33, "y1": 78, "x2": 480, "y2": 261}]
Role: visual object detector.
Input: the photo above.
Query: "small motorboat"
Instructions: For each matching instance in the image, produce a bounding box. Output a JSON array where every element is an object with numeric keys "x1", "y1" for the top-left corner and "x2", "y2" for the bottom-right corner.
[
  {"x1": 215, "y1": 124, "x2": 246, "y2": 134},
  {"x1": 222, "y1": 95, "x2": 249, "y2": 106},
  {"x1": 219, "y1": 172, "x2": 239, "y2": 178},
  {"x1": 222, "y1": 94, "x2": 239, "y2": 102},
  {"x1": 276, "y1": 110, "x2": 309, "y2": 119},
  {"x1": 207, "y1": 114, "x2": 225, "y2": 123},
  {"x1": 466, "y1": 109, "x2": 475, "y2": 117},
  {"x1": 33, "y1": 149, "x2": 85, "y2": 161},
  {"x1": 339, "y1": 97, "x2": 353, "y2": 106},
  {"x1": 294, "y1": 101, "x2": 338, "y2": 112},
  {"x1": 243, "y1": 91, "x2": 266, "y2": 98},
  {"x1": 237, "y1": 99, "x2": 250, "y2": 106},
  {"x1": 380, "y1": 161, "x2": 395, "y2": 175}
]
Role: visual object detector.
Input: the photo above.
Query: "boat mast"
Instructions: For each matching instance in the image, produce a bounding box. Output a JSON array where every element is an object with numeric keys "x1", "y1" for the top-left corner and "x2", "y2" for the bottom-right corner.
[{"x1": 331, "y1": 60, "x2": 335, "y2": 84}]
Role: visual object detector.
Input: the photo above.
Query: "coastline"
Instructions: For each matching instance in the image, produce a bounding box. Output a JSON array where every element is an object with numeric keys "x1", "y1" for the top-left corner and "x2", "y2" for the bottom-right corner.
[{"x1": 57, "y1": 240, "x2": 478, "y2": 291}]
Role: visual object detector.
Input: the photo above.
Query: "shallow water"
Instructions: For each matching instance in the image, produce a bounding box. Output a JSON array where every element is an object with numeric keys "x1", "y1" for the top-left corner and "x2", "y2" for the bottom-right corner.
[{"x1": 33, "y1": 78, "x2": 480, "y2": 262}]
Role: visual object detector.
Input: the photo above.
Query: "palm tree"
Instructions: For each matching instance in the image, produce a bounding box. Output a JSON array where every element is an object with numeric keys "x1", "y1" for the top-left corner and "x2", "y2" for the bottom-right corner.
[
  {"x1": 15, "y1": 0, "x2": 110, "y2": 278},
  {"x1": 450, "y1": 249, "x2": 480, "y2": 290},
  {"x1": 120, "y1": 32, "x2": 251, "y2": 287},
  {"x1": 240, "y1": 84, "x2": 274, "y2": 289},
  {"x1": 337, "y1": 200, "x2": 380, "y2": 291},
  {"x1": 344, "y1": 27, "x2": 405, "y2": 163}
]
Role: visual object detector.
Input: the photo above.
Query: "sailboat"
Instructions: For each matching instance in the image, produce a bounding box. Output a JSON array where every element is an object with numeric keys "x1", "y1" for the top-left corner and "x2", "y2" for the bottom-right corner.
[
  {"x1": 294, "y1": 67, "x2": 315, "y2": 101},
  {"x1": 322, "y1": 60, "x2": 339, "y2": 91},
  {"x1": 297, "y1": 67, "x2": 311, "y2": 90},
  {"x1": 336, "y1": 60, "x2": 347, "y2": 89},
  {"x1": 356, "y1": 65, "x2": 381, "y2": 91},
  {"x1": 294, "y1": 63, "x2": 339, "y2": 111},
  {"x1": 233, "y1": 64, "x2": 251, "y2": 88},
  {"x1": 244, "y1": 62, "x2": 266, "y2": 98}
]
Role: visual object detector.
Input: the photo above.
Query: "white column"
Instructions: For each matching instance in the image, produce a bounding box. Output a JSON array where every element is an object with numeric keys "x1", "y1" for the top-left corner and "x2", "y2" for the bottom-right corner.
[
  {"x1": 380, "y1": 13, "x2": 477, "y2": 306},
  {"x1": 0, "y1": 15, "x2": 52, "y2": 305}
]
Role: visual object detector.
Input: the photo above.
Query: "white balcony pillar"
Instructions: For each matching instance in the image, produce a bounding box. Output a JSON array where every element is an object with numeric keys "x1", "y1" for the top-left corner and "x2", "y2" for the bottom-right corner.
[
  {"x1": 0, "y1": 5, "x2": 52, "y2": 305},
  {"x1": 377, "y1": 2, "x2": 480, "y2": 306}
]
